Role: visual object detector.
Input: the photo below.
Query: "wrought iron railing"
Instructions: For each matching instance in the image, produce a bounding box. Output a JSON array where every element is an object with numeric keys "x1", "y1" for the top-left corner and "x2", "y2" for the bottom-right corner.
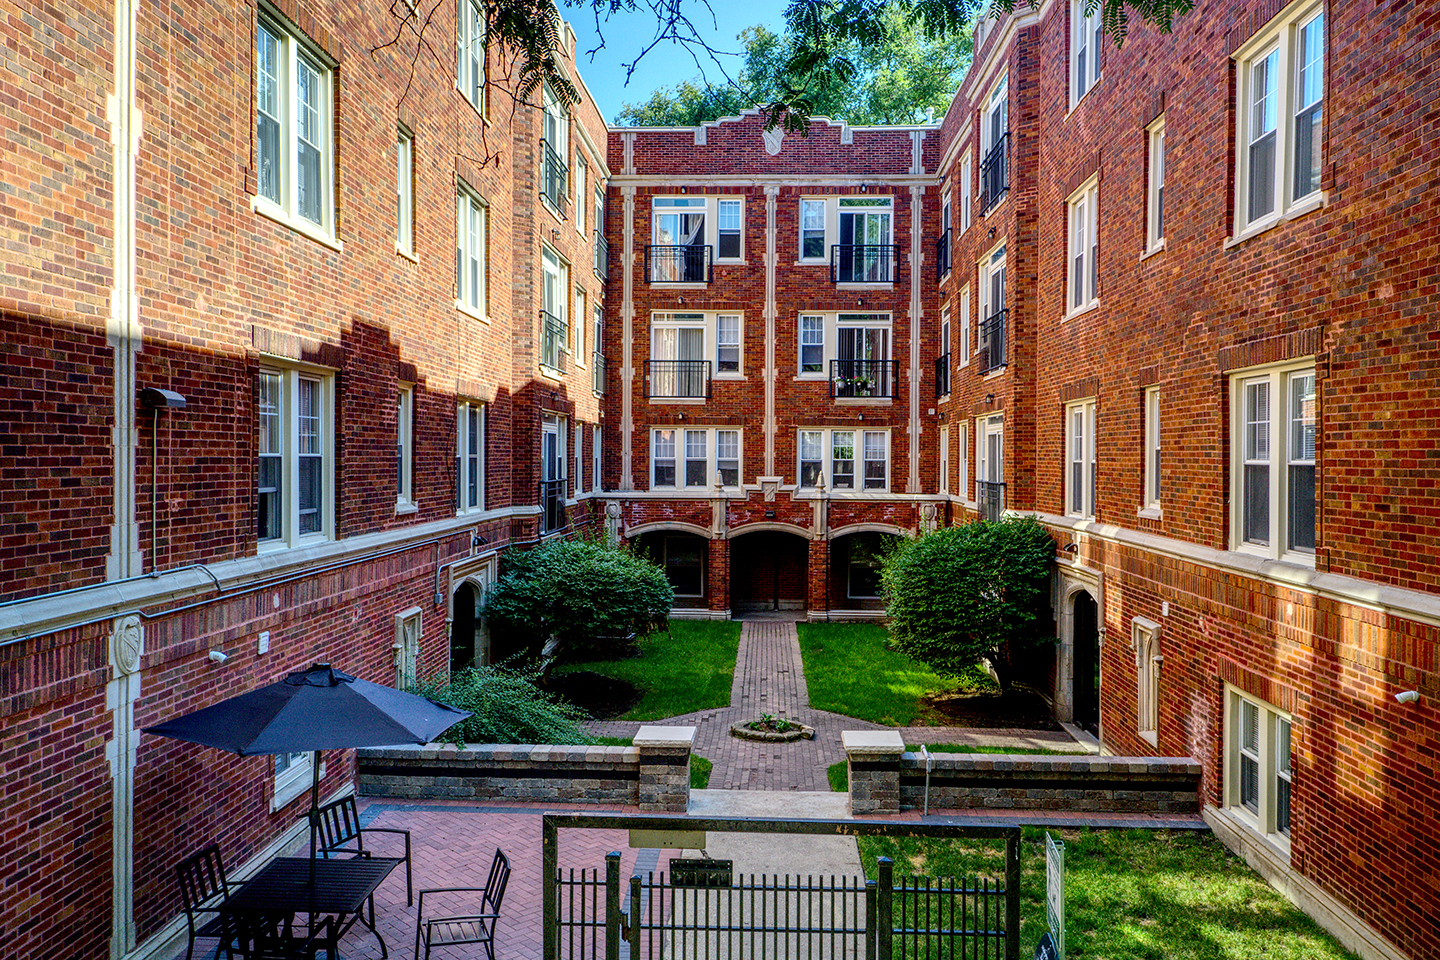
[
  {"x1": 935, "y1": 353, "x2": 950, "y2": 397},
  {"x1": 935, "y1": 228, "x2": 952, "y2": 280},
  {"x1": 591, "y1": 351, "x2": 606, "y2": 396},
  {"x1": 647, "y1": 360, "x2": 712, "y2": 399},
  {"x1": 539, "y1": 138, "x2": 567, "y2": 213},
  {"x1": 540, "y1": 309, "x2": 567, "y2": 372},
  {"x1": 980, "y1": 308, "x2": 1007, "y2": 373},
  {"x1": 830, "y1": 244, "x2": 899, "y2": 283},
  {"x1": 977, "y1": 480, "x2": 1006, "y2": 521},
  {"x1": 539, "y1": 478, "x2": 566, "y2": 533},
  {"x1": 645, "y1": 245, "x2": 712, "y2": 283},
  {"x1": 981, "y1": 132, "x2": 1010, "y2": 213},
  {"x1": 593, "y1": 229, "x2": 608, "y2": 280},
  {"x1": 829, "y1": 359, "x2": 898, "y2": 399}
]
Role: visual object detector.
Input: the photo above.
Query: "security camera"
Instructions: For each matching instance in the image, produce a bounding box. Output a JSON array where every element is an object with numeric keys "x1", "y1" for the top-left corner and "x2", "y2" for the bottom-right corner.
[
  {"x1": 1395, "y1": 690, "x2": 1420, "y2": 704},
  {"x1": 208, "y1": 650, "x2": 230, "y2": 664}
]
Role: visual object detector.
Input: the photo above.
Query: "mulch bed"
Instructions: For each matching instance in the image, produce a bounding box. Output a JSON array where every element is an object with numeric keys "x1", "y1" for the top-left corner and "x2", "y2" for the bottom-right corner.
[
  {"x1": 545, "y1": 670, "x2": 643, "y2": 720},
  {"x1": 916, "y1": 688, "x2": 1064, "y2": 730}
]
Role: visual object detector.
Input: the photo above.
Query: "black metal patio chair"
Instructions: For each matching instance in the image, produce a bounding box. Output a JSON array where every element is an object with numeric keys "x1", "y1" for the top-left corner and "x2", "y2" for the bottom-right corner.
[
  {"x1": 313, "y1": 793, "x2": 413, "y2": 905},
  {"x1": 413, "y1": 848, "x2": 512, "y2": 960},
  {"x1": 176, "y1": 843, "x2": 238, "y2": 960}
]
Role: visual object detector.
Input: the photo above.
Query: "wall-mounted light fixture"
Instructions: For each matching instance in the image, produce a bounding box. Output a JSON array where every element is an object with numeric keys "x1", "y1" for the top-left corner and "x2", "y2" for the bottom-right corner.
[{"x1": 985, "y1": 393, "x2": 995, "y2": 404}]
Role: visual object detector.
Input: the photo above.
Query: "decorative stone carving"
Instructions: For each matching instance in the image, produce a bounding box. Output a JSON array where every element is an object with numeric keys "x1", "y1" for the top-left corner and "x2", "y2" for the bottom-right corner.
[
  {"x1": 920, "y1": 502, "x2": 938, "y2": 535},
  {"x1": 762, "y1": 126, "x2": 785, "y2": 156},
  {"x1": 762, "y1": 479, "x2": 779, "y2": 502},
  {"x1": 604, "y1": 501, "x2": 623, "y2": 542},
  {"x1": 112, "y1": 614, "x2": 143, "y2": 675}
]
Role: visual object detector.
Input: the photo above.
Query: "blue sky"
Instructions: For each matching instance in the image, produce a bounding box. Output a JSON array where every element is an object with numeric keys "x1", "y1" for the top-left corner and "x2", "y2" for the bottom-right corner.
[{"x1": 563, "y1": 1, "x2": 791, "y2": 123}]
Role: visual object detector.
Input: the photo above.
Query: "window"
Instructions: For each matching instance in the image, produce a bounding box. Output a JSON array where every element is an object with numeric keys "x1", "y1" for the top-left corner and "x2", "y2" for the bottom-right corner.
[
  {"x1": 456, "y1": 0, "x2": 485, "y2": 112},
  {"x1": 651, "y1": 427, "x2": 741, "y2": 489},
  {"x1": 255, "y1": 14, "x2": 334, "y2": 235},
  {"x1": 650, "y1": 197, "x2": 709, "y2": 282},
  {"x1": 456, "y1": 185, "x2": 487, "y2": 316},
  {"x1": 938, "y1": 306, "x2": 951, "y2": 397},
  {"x1": 959, "y1": 285, "x2": 972, "y2": 366},
  {"x1": 660, "y1": 535, "x2": 706, "y2": 597},
  {"x1": 395, "y1": 607, "x2": 422, "y2": 689},
  {"x1": 1147, "y1": 119, "x2": 1165, "y2": 251},
  {"x1": 1066, "y1": 399, "x2": 1097, "y2": 519},
  {"x1": 797, "y1": 428, "x2": 889, "y2": 492},
  {"x1": 980, "y1": 75, "x2": 1009, "y2": 211},
  {"x1": 939, "y1": 425, "x2": 950, "y2": 494},
  {"x1": 1234, "y1": 2, "x2": 1324, "y2": 233},
  {"x1": 397, "y1": 385, "x2": 413, "y2": 508},
  {"x1": 1071, "y1": 0, "x2": 1102, "y2": 107},
  {"x1": 1226, "y1": 688, "x2": 1293, "y2": 845},
  {"x1": 273, "y1": 749, "x2": 314, "y2": 810},
  {"x1": 650, "y1": 312, "x2": 708, "y2": 397},
  {"x1": 593, "y1": 302, "x2": 606, "y2": 395},
  {"x1": 574, "y1": 288, "x2": 587, "y2": 358},
  {"x1": 456, "y1": 400, "x2": 484, "y2": 513},
  {"x1": 798, "y1": 313, "x2": 895, "y2": 391},
  {"x1": 592, "y1": 424, "x2": 602, "y2": 492},
  {"x1": 541, "y1": 246, "x2": 567, "y2": 370},
  {"x1": 1067, "y1": 178, "x2": 1099, "y2": 314},
  {"x1": 800, "y1": 198, "x2": 827, "y2": 260},
  {"x1": 716, "y1": 314, "x2": 741, "y2": 375},
  {"x1": 976, "y1": 414, "x2": 1004, "y2": 516},
  {"x1": 396, "y1": 128, "x2": 413, "y2": 255},
  {"x1": 574, "y1": 158, "x2": 587, "y2": 234},
  {"x1": 799, "y1": 315, "x2": 824, "y2": 374},
  {"x1": 979, "y1": 245, "x2": 1007, "y2": 371},
  {"x1": 958, "y1": 422, "x2": 970, "y2": 502},
  {"x1": 846, "y1": 538, "x2": 885, "y2": 599},
  {"x1": 959, "y1": 152, "x2": 973, "y2": 232},
  {"x1": 257, "y1": 366, "x2": 332, "y2": 549},
  {"x1": 541, "y1": 413, "x2": 567, "y2": 531},
  {"x1": 837, "y1": 198, "x2": 893, "y2": 282},
  {"x1": 540, "y1": 83, "x2": 568, "y2": 213},
  {"x1": 1133, "y1": 618, "x2": 1161, "y2": 745},
  {"x1": 1231, "y1": 361, "x2": 1315, "y2": 560},
  {"x1": 575, "y1": 422, "x2": 585, "y2": 495},
  {"x1": 717, "y1": 198, "x2": 742, "y2": 260},
  {"x1": 1143, "y1": 387, "x2": 1161, "y2": 511}
]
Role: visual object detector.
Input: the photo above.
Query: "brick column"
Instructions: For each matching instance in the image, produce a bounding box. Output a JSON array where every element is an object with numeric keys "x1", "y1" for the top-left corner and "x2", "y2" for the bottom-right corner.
[
  {"x1": 843, "y1": 730, "x2": 905, "y2": 815},
  {"x1": 634, "y1": 725, "x2": 696, "y2": 812}
]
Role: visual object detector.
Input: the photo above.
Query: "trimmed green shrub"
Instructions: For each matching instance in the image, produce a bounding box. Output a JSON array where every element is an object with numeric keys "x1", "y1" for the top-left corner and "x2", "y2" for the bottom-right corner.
[
  {"x1": 411, "y1": 663, "x2": 594, "y2": 745},
  {"x1": 881, "y1": 516, "x2": 1055, "y2": 691}
]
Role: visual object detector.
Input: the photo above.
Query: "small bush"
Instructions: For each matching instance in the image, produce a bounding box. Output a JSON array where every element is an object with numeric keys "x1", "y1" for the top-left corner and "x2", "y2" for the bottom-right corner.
[{"x1": 411, "y1": 663, "x2": 594, "y2": 746}]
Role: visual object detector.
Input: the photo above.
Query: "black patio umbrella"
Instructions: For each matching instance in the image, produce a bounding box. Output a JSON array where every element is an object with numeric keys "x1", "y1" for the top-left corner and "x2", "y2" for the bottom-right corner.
[{"x1": 145, "y1": 662, "x2": 470, "y2": 885}]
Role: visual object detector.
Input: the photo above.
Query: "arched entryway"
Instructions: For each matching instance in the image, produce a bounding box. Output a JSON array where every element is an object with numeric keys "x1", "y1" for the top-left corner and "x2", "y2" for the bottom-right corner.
[
  {"x1": 1071, "y1": 590, "x2": 1101, "y2": 736},
  {"x1": 729, "y1": 530, "x2": 809, "y2": 613},
  {"x1": 827, "y1": 531, "x2": 901, "y2": 613},
  {"x1": 632, "y1": 530, "x2": 710, "y2": 610},
  {"x1": 451, "y1": 577, "x2": 502, "y2": 671}
]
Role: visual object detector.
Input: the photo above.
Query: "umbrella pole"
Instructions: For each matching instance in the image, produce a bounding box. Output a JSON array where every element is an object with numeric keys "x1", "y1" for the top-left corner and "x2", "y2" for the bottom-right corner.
[{"x1": 309, "y1": 748, "x2": 320, "y2": 888}]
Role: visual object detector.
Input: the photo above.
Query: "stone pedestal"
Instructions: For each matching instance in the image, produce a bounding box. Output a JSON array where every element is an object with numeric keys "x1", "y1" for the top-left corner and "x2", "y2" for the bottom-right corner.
[
  {"x1": 843, "y1": 730, "x2": 905, "y2": 815},
  {"x1": 634, "y1": 725, "x2": 696, "y2": 812}
]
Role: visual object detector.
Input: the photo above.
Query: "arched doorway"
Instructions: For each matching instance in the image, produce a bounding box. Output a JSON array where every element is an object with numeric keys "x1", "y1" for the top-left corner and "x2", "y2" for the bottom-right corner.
[
  {"x1": 828, "y1": 531, "x2": 900, "y2": 613},
  {"x1": 729, "y1": 530, "x2": 809, "y2": 613},
  {"x1": 450, "y1": 579, "x2": 494, "y2": 672},
  {"x1": 632, "y1": 531, "x2": 710, "y2": 610},
  {"x1": 1071, "y1": 591, "x2": 1100, "y2": 736}
]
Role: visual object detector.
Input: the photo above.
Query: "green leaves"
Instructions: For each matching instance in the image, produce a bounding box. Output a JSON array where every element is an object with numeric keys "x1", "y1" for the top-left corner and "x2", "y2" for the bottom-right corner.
[{"x1": 410, "y1": 663, "x2": 594, "y2": 745}]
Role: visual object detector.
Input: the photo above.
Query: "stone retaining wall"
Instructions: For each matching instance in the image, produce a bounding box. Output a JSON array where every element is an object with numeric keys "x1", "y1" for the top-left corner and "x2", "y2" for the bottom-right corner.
[{"x1": 898, "y1": 754, "x2": 1203, "y2": 814}]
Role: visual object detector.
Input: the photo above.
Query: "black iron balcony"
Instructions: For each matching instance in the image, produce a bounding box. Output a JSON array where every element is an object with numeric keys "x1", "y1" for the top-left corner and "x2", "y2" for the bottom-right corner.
[
  {"x1": 647, "y1": 360, "x2": 712, "y2": 399},
  {"x1": 539, "y1": 478, "x2": 566, "y2": 533},
  {"x1": 979, "y1": 308, "x2": 1008, "y2": 374},
  {"x1": 976, "y1": 480, "x2": 1006, "y2": 521},
  {"x1": 981, "y1": 132, "x2": 1010, "y2": 213},
  {"x1": 591, "y1": 351, "x2": 606, "y2": 396},
  {"x1": 935, "y1": 229, "x2": 952, "y2": 280},
  {"x1": 539, "y1": 138, "x2": 567, "y2": 214},
  {"x1": 645, "y1": 245, "x2": 712, "y2": 283},
  {"x1": 829, "y1": 359, "x2": 898, "y2": 399},
  {"x1": 594, "y1": 229, "x2": 608, "y2": 280},
  {"x1": 830, "y1": 244, "x2": 899, "y2": 283},
  {"x1": 935, "y1": 353, "x2": 951, "y2": 398},
  {"x1": 539, "y1": 309, "x2": 567, "y2": 372}
]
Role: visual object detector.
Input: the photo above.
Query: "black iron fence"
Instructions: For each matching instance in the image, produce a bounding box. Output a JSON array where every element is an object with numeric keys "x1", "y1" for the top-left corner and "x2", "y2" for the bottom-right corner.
[
  {"x1": 831, "y1": 244, "x2": 900, "y2": 283},
  {"x1": 976, "y1": 480, "x2": 1006, "y2": 521},
  {"x1": 935, "y1": 353, "x2": 951, "y2": 398},
  {"x1": 935, "y1": 229, "x2": 952, "y2": 280},
  {"x1": 539, "y1": 478, "x2": 566, "y2": 533},
  {"x1": 979, "y1": 309, "x2": 1007, "y2": 373},
  {"x1": 981, "y1": 133, "x2": 1010, "y2": 213},
  {"x1": 540, "y1": 138, "x2": 568, "y2": 213},
  {"x1": 830, "y1": 359, "x2": 898, "y2": 399},
  {"x1": 647, "y1": 360, "x2": 712, "y2": 399},
  {"x1": 646, "y1": 245, "x2": 712, "y2": 283},
  {"x1": 540, "y1": 309, "x2": 568, "y2": 371}
]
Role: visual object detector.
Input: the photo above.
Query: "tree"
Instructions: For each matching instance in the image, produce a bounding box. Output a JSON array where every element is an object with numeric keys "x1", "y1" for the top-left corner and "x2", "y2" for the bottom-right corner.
[
  {"x1": 616, "y1": 12, "x2": 972, "y2": 127},
  {"x1": 483, "y1": 535, "x2": 674, "y2": 660},
  {"x1": 881, "y1": 516, "x2": 1055, "y2": 692},
  {"x1": 410, "y1": 663, "x2": 596, "y2": 744}
]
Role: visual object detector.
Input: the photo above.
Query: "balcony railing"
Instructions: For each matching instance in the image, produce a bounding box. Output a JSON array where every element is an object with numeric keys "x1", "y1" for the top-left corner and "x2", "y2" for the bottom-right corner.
[
  {"x1": 935, "y1": 353, "x2": 950, "y2": 398},
  {"x1": 981, "y1": 132, "x2": 1010, "y2": 213},
  {"x1": 645, "y1": 245, "x2": 712, "y2": 283},
  {"x1": 935, "y1": 229, "x2": 952, "y2": 280},
  {"x1": 979, "y1": 308, "x2": 1008, "y2": 374},
  {"x1": 594, "y1": 229, "x2": 608, "y2": 280},
  {"x1": 829, "y1": 359, "x2": 898, "y2": 399},
  {"x1": 540, "y1": 309, "x2": 567, "y2": 372},
  {"x1": 976, "y1": 480, "x2": 1006, "y2": 521},
  {"x1": 540, "y1": 138, "x2": 567, "y2": 214},
  {"x1": 647, "y1": 360, "x2": 712, "y2": 399},
  {"x1": 539, "y1": 478, "x2": 566, "y2": 533},
  {"x1": 830, "y1": 244, "x2": 899, "y2": 284}
]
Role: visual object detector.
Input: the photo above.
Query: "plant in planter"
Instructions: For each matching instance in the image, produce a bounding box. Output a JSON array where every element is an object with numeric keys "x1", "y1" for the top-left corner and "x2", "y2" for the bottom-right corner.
[{"x1": 729, "y1": 714, "x2": 816, "y2": 742}]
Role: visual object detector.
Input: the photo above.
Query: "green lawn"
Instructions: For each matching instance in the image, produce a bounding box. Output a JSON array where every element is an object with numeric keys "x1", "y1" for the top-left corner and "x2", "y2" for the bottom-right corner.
[
  {"x1": 557, "y1": 620, "x2": 741, "y2": 721},
  {"x1": 797, "y1": 622, "x2": 992, "y2": 725},
  {"x1": 857, "y1": 828, "x2": 1360, "y2": 960}
]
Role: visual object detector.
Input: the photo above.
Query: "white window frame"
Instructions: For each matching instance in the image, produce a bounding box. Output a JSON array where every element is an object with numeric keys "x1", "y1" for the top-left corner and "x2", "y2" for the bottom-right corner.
[
  {"x1": 574, "y1": 157, "x2": 587, "y2": 235},
  {"x1": 395, "y1": 607, "x2": 422, "y2": 689},
  {"x1": 1232, "y1": 1, "x2": 1325, "y2": 237},
  {"x1": 397, "y1": 384, "x2": 414, "y2": 511},
  {"x1": 592, "y1": 424, "x2": 602, "y2": 493},
  {"x1": 1142, "y1": 386, "x2": 1161, "y2": 513},
  {"x1": 272, "y1": 749, "x2": 316, "y2": 811},
  {"x1": 939, "y1": 424, "x2": 950, "y2": 495},
  {"x1": 396, "y1": 127, "x2": 414, "y2": 256},
  {"x1": 1065, "y1": 399, "x2": 1097, "y2": 519},
  {"x1": 716, "y1": 197, "x2": 743, "y2": 262},
  {"x1": 540, "y1": 82, "x2": 569, "y2": 215},
  {"x1": 541, "y1": 245, "x2": 569, "y2": 371},
  {"x1": 650, "y1": 427, "x2": 742, "y2": 491},
  {"x1": 958, "y1": 422, "x2": 970, "y2": 504},
  {"x1": 799, "y1": 198, "x2": 828, "y2": 262},
  {"x1": 652, "y1": 428, "x2": 677, "y2": 488},
  {"x1": 797, "y1": 196, "x2": 894, "y2": 276},
  {"x1": 959, "y1": 151, "x2": 973, "y2": 232},
  {"x1": 716, "y1": 314, "x2": 743, "y2": 377},
  {"x1": 939, "y1": 305, "x2": 951, "y2": 396},
  {"x1": 1225, "y1": 686, "x2": 1293, "y2": 851},
  {"x1": 958, "y1": 285, "x2": 972, "y2": 367},
  {"x1": 797, "y1": 428, "x2": 890, "y2": 493},
  {"x1": 574, "y1": 288, "x2": 587, "y2": 362},
  {"x1": 976, "y1": 414, "x2": 1005, "y2": 490},
  {"x1": 1133, "y1": 617, "x2": 1161, "y2": 746},
  {"x1": 257, "y1": 364, "x2": 334, "y2": 552},
  {"x1": 456, "y1": 0, "x2": 486, "y2": 113},
  {"x1": 1229, "y1": 360, "x2": 1316, "y2": 563},
  {"x1": 980, "y1": 75, "x2": 1008, "y2": 163},
  {"x1": 1146, "y1": 117, "x2": 1166, "y2": 253},
  {"x1": 456, "y1": 184, "x2": 488, "y2": 319},
  {"x1": 254, "y1": 13, "x2": 335, "y2": 241},
  {"x1": 456, "y1": 400, "x2": 485, "y2": 514},
  {"x1": 796, "y1": 313, "x2": 894, "y2": 381},
  {"x1": 1066, "y1": 178, "x2": 1099, "y2": 316},
  {"x1": 575, "y1": 421, "x2": 585, "y2": 495},
  {"x1": 1070, "y1": 0, "x2": 1103, "y2": 108}
]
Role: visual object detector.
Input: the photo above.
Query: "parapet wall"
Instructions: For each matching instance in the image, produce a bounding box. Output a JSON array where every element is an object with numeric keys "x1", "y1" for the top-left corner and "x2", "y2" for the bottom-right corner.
[{"x1": 899, "y1": 754, "x2": 1203, "y2": 814}]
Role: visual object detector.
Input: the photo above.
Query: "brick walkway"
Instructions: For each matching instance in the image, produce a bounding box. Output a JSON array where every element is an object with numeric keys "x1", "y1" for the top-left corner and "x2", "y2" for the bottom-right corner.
[{"x1": 586, "y1": 618, "x2": 1085, "y2": 791}]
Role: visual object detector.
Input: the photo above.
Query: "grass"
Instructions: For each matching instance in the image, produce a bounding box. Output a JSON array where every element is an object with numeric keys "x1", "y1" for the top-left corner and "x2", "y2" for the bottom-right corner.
[
  {"x1": 590, "y1": 735, "x2": 712, "y2": 790},
  {"x1": 798, "y1": 622, "x2": 993, "y2": 725},
  {"x1": 827, "y1": 744, "x2": 1088, "y2": 792},
  {"x1": 856, "y1": 827, "x2": 1361, "y2": 960},
  {"x1": 557, "y1": 620, "x2": 741, "y2": 721}
]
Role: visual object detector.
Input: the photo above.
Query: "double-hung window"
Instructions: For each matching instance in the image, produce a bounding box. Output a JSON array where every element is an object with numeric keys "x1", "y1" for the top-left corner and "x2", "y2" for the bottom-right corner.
[
  {"x1": 541, "y1": 247, "x2": 568, "y2": 371},
  {"x1": 959, "y1": 152, "x2": 973, "y2": 232},
  {"x1": 1226, "y1": 689, "x2": 1293, "y2": 846},
  {"x1": 716, "y1": 314, "x2": 741, "y2": 374},
  {"x1": 258, "y1": 366, "x2": 333, "y2": 549},
  {"x1": 958, "y1": 422, "x2": 970, "y2": 502},
  {"x1": 396, "y1": 127, "x2": 413, "y2": 255},
  {"x1": 255, "y1": 14, "x2": 334, "y2": 236},
  {"x1": 1143, "y1": 387, "x2": 1161, "y2": 511},
  {"x1": 939, "y1": 425, "x2": 950, "y2": 494},
  {"x1": 799, "y1": 315, "x2": 825, "y2": 374},
  {"x1": 575, "y1": 422, "x2": 585, "y2": 494},
  {"x1": 397, "y1": 385, "x2": 414, "y2": 509},
  {"x1": 652, "y1": 427, "x2": 741, "y2": 489},
  {"x1": 959, "y1": 285, "x2": 972, "y2": 366},
  {"x1": 1066, "y1": 399, "x2": 1097, "y2": 519},
  {"x1": 1234, "y1": 2, "x2": 1325, "y2": 234},
  {"x1": 1067, "y1": 178, "x2": 1099, "y2": 314},
  {"x1": 1232, "y1": 361, "x2": 1315, "y2": 561},
  {"x1": 1070, "y1": 0, "x2": 1103, "y2": 107},
  {"x1": 717, "y1": 199, "x2": 743, "y2": 260},
  {"x1": 456, "y1": 400, "x2": 484, "y2": 514},
  {"x1": 976, "y1": 415, "x2": 1005, "y2": 514},
  {"x1": 574, "y1": 159, "x2": 587, "y2": 235},
  {"x1": 456, "y1": 184, "x2": 487, "y2": 316},
  {"x1": 592, "y1": 424, "x2": 602, "y2": 491},
  {"x1": 938, "y1": 306, "x2": 951, "y2": 397},
  {"x1": 652, "y1": 429, "x2": 677, "y2": 487},
  {"x1": 456, "y1": 0, "x2": 485, "y2": 112},
  {"x1": 1147, "y1": 118, "x2": 1166, "y2": 252},
  {"x1": 800, "y1": 199, "x2": 827, "y2": 260},
  {"x1": 798, "y1": 429, "x2": 889, "y2": 492}
]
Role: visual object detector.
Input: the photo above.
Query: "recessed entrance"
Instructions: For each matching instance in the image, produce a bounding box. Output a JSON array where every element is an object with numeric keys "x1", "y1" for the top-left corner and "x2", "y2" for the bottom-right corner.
[
  {"x1": 1071, "y1": 590, "x2": 1100, "y2": 736},
  {"x1": 729, "y1": 531, "x2": 808, "y2": 613}
]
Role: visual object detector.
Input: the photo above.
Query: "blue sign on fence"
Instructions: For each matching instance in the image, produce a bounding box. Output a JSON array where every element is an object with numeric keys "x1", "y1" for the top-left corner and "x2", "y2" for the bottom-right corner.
[{"x1": 1035, "y1": 931, "x2": 1058, "y2": 960}]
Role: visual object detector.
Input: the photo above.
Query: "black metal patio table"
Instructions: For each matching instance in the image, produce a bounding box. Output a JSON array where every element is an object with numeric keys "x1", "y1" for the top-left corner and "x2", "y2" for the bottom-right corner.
[{"x1": 222, "y1": 856, "x2": 399, "y2": 958}]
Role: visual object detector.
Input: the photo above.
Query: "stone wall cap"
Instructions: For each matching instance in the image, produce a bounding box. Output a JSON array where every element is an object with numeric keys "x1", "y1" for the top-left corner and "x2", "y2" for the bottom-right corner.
[
  {"x1": 842, "y1": 730, "x2": 905, "y2": 755},
  {"x1": 634, "y1": 725, "x2": 697, "y2": 747}
]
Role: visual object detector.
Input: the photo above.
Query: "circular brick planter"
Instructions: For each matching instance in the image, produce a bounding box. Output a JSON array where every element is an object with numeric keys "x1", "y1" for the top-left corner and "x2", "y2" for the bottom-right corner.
[{"x1": 729, "y1": 720, "x2": 816, "y2": 743}]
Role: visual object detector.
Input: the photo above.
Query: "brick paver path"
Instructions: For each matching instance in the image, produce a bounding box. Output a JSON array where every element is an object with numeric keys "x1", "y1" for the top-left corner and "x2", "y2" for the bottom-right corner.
[{"x1": 587, "y1": 618, "x2": 1083, "y2": 791}]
